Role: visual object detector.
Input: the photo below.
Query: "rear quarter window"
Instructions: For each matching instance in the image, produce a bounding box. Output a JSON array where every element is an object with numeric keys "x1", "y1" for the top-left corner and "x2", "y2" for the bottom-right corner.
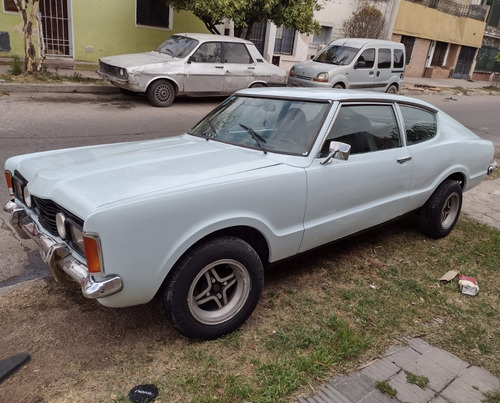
[
  {"x1": 400, "y1": 105, "x2": 437, "y2": 145},
  {"x1": 394, "y1": 49, "x2": 404, "y2": 69}
]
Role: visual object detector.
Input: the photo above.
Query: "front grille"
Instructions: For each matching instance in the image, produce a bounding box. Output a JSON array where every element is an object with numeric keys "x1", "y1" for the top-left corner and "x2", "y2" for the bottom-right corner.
[
  {"x1": 99, "y1": 62, "x2": 126, "y2": 79},
  {"x1": 31, "y1": 196, "x2": 84, "y2": 239},
  {"x1": 32, "y1": 197, "x2": 59, "y2": 236}
]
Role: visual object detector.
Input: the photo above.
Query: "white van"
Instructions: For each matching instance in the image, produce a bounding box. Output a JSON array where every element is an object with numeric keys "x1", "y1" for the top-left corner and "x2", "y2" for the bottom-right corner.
[{"x1": 288, "y1": 38, "x2": 405, "y2": 93}]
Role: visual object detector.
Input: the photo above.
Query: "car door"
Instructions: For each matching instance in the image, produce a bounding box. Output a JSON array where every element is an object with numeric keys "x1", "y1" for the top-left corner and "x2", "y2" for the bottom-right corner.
[
  {"x1": 222, "y1": 42, "x2": 257, "y2": 93},
  {"x1": 375, "y1": 48, "x2": 393, "y2": 91},
  {"x1": 299, "y1": 103, "x2": 413, "y2": 252},
  {"x1": 348, "y1": 48, "x2": 377, "y2": 90},
  {"x1": 184, "y1": 42, "x2": 225, "y2": 94}
]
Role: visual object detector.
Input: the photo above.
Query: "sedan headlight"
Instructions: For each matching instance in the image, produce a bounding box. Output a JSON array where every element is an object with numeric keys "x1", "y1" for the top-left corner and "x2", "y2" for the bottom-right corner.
[
  {"x1": 68, "y1": 221, "x2": 85, "y2": 254},
  {"x1": 313, "y1": 72, "x2": 329, "y2": 82},
  {"x1": 23, "y1": 186, "x2": 32, "y2": 208}
]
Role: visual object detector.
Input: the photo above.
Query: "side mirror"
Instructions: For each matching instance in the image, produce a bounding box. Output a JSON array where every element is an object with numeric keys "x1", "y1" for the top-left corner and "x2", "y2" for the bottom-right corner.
[
  {"x1": 321, "y1": 141, "x2": 351, "y2": 165},
  {"x1": 187, "y1": 56, "x2": 196, "y2": 64}
]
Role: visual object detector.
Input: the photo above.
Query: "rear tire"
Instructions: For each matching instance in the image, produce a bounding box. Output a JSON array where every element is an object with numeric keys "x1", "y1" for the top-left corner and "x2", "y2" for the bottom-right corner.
[
  {"x1": 333, "y1": 83, "x2": 344, "y2": 89},
  {"x1": 417, "y1": 179, "x2": 462, "y2": 238},
  {"x1": 147, "y1": 80, "x2": 175, "y2": 107},
  {"x1": 162, "y1": 237, "x2": 264, "y2": 340}
]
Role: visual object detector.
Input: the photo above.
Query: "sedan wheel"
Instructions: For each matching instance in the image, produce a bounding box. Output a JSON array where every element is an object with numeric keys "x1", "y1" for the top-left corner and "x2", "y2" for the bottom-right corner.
[
  {"x1": 147, "y1": 80, "x2": 175, "y2": 107},
  {"x1": 162, "y1": 237, "x2": 264, "y2": 339},
  {"x1": 417, "y1": 179, "x2": 462, "y2": 238}
]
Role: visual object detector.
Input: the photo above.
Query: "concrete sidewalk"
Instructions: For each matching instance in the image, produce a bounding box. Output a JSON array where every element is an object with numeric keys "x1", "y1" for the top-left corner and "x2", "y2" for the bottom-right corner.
[{"x1": 298, "y1": 338, "x2": 500, "y2": 403}]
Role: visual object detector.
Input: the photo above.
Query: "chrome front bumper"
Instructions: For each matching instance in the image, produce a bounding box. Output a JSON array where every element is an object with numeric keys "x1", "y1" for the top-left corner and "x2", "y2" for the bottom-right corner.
[{"x1": 3, "y1": 200, "x2": 122, "y2": 299}]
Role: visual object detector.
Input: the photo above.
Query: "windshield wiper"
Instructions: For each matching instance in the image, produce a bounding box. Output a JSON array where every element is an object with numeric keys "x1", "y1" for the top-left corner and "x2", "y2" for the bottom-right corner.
[{"x1": 239, "y1": 124, "x2": 267, "y2": 154}]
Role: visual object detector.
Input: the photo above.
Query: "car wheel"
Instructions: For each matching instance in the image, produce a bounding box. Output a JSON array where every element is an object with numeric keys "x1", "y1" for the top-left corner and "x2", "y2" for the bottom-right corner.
[
  {"x1": 162, "y1": 236, "x2": 264, "y2": 340},
  {"x1": 250, "y1": 83, "x2": 266, "y2": 88},
  {"x1": 386, "y1": 84, "x2": 398, "y2": 94},
  {"x1": 333, "y1": 83, "x2": 344, "y2": 89},
  {"x1": 147, "y1": 80, "x2": 175, "y2": 107},
  {"x1": 417, "y1": 179, "x2": 462, "y2": 238}
]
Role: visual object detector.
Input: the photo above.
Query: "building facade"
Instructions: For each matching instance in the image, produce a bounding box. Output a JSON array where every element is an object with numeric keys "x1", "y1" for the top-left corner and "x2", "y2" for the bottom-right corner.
[{"x1": 0, "y1": 0, "x2": 206, "y2": 65}]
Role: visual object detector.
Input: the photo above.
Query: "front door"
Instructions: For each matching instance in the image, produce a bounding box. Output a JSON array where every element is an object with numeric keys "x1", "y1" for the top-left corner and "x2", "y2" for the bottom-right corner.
[
  {"x1": 39, "y1": 0, "x2": 72, "y2": 57},
  {"x1": 453, "y1": 46, "x2": 476, "y2": 79},
  {"x1": 300, "y1": 103, "x2": 412, "y2": 252}
]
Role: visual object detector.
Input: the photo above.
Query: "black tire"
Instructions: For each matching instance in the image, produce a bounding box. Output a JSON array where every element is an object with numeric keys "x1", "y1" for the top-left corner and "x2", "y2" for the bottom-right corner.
[
  {"x1": 250, "y1": 82, "x2": 266, "y2": 88},
  {"x1": 147, "y1": 80, "x2": 175, "y2": 107},
  {"x1": 386, "y1": 84, "x2": 398, "y2": 94},
  {"x1": 162, "y1": 237, "x2": 264, "y2": 340},
  {"x1": 417, "y1": 179, "x2": 462, "y2": 238},
  {"x1": 333, "y1": 83, "x2": 344, "y2": 89}
]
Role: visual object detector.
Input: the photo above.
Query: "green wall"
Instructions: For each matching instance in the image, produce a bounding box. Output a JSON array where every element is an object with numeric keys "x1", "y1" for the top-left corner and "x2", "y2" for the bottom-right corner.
[{"x1": 1, "y1": 0, "x2": 208, "y2": 63}]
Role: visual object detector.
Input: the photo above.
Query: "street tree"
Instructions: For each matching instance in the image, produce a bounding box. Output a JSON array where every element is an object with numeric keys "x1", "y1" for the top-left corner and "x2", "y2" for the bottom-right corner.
[
  {"x1": 340, "y1": 3, "x2": 385, "y2": 39},
  {"x1": 163, "y1": 0, "x2": 323, "y2": 40},
  {"x1": 13, "y1": 0, "x2": 46, "y2": 74}
]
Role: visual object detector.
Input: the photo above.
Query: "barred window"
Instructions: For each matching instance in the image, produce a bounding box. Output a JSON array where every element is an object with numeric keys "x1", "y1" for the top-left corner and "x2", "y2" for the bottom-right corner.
[{"x1": 136, "y1": 0, "x2": 171, "y2": 29}]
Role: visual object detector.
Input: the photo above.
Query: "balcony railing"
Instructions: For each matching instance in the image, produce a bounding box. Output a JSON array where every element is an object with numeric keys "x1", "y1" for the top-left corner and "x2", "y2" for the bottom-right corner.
[{"x1": 406, "y1": 0, "x2": 489, "y2": 21}]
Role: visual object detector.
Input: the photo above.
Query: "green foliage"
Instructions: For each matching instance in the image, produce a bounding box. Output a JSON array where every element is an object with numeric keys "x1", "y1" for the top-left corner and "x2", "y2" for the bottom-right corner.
[
  {"x1": 405, "y1": 371, "x2": 429, "y2": 389},
  {"x1": 163, "y1": 0, "x2": 322, "y2": 39},
  {"x1": 9, "y1": 55, "x2": 24, "y2": 75},
  {"x1": 376, "y1": 381, "x2": 397, "y2": 397}
]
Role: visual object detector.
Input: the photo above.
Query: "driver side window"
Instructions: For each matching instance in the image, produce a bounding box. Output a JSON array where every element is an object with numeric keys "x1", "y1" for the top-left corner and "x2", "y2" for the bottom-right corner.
[
  {"x1": 191, "y1": 42, "x2": 222, "y2": 63},
  {"x1": 325, "y1": 104, "x2": 401, "y2": 155}
]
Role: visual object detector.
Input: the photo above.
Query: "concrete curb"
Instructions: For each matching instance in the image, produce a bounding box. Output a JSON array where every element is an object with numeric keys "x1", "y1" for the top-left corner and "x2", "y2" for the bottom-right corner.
[{"x1": 0, "y1": 82, "x2": 119, "y2": 94}]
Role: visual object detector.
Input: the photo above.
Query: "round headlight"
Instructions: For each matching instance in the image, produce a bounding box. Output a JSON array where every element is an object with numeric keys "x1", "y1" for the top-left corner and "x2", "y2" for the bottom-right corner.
[
  {"x1": 56, "y1": 212, "x2": 67, "y2": 239},
  {"x1": 119, "y1": 68, "x2": 124, "y2": 77},
  {"x1": 23, "y1": 186, "x2": 32, "y2": 208}
]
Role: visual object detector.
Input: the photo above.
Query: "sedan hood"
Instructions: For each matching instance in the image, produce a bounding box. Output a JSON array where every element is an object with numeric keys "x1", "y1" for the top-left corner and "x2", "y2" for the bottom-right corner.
[
  {"x1": 11, "y1": 135, "x2": 280, "y2": 218},
  {"x1": 100, "y1": 51, "x2": 173, "y2": 69}
]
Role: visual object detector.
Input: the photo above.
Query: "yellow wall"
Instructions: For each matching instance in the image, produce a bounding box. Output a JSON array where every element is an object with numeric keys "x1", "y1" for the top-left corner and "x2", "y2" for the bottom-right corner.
[
  {"x1": 72, "y1": 1, "x2": 208, "y2": 61},
  {"x1": 0, "y1": 0, "x2": 207, "y2": 62},
  {"x1": 393, "y1": 1, "x2": 486, "y2": 48}
]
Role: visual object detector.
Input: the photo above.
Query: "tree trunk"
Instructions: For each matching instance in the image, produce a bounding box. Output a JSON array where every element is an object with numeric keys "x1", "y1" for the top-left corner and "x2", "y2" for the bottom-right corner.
[{"x1": 14, "y1": 0, "x2": 43, "y2": 75}]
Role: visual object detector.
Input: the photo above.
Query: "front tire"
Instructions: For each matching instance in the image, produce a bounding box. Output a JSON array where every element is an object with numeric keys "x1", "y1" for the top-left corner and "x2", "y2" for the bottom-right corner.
[
  {"x1": 162, "y1": 237, "x2": 264, "y2": 340},
  {"x1": 147, "y1": 80, "x2": 175, "y2": 107},
  {"x1": 417, "y1": 179, "x2": 462, "y2": 238},
  {"x1": 386, "y1": 84, "x2": 398, "y2": 94}
]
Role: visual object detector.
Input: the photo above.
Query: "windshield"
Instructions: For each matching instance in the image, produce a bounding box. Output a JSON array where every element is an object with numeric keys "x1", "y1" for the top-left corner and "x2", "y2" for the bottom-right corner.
[
  {"x1": 313, "y1": 45, "x2": 359, "y2": 65},
  {"x1": 189, "y1": 96, "x2": 330, "y2": 155},
  {"x1": 155, "y1": 35, "x2": 199, "y2": 58}
]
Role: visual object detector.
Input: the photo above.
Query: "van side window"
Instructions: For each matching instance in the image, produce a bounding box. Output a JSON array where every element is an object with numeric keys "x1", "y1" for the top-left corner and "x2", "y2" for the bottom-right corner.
[
  {"x1": 378, "y1": 48, "x2": 391, "y2": 69},
  {"x1": 400, "y1": 105, "x2": 437, "y2": 145},
  {"x1": 394, "y1": 49, "x2": 404, "y2": 69},
  {"x1": 325, "y1": 105, "x2": 401, "y2": 155},
  {"x1": 355, "y1": 49, "x2": 375, "y2": 69}
]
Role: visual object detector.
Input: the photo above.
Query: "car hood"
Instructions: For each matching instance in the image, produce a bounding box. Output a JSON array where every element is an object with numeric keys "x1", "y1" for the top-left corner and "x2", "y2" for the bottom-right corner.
[
  {"x1": 11, "y1": 135, "x2": 281, "y2": 218},
  {"x1": 292, "y1": 60, "x2": 341, "y2": 77},
  {"x1": 100, "y1": 51, "x2": 175, "y2": 69}
]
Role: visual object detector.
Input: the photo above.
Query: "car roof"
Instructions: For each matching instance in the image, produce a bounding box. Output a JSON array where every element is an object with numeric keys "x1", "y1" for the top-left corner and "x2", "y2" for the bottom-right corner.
[
  {"x1": 173, "y1": 32, "x2": 252, "y2": 45},
  {"x1": 330, "y1": 38, "x2": 404, "y2": 48},
  {"x1": 235, "y1": 87, "x2": 438, "y2": 112}
]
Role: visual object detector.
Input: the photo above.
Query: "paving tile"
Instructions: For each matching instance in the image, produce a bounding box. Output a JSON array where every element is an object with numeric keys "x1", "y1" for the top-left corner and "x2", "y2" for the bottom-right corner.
[
  {"x1": 408, "y1": 338, "x2": 436, "y2": 355},
  {"x1": 359, "y1": 389, "x2": 398, "y2": 402},
  {"x1": 332, "y1": 372, "x2": 377, "y2": 402},
  {"x1": 428, "y1": 396, "x2": 448, "y2": 403},
  {"x1": 386, "y1": 346, "x2": 422, "y2": 369},
  {"x1": 361, "y1": 357, "x2": 401, "y2": 382},
  {"x1": 389, "y1": 371, "x2": 436, "y2": 403},
  {"x1": 441, "y1": 366, "x2": 500, "y2": 403},
  {"x1": 319, "y1": 384, "x2": 355, "y2": 403},
  {"x1": 402, "y1": 349, "x2": 469, "y2": 393}
]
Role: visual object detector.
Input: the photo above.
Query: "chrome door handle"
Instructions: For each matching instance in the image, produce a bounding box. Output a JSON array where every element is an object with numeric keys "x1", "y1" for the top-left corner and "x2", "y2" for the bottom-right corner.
[{"x1": 397, "y1": 156, "x2": 412, "y2": 164}]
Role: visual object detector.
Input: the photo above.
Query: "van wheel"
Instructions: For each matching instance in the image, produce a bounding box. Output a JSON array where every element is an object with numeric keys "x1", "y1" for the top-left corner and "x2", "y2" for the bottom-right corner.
[
  {"x1": 162, "y1": 236, "x2": 264, "y2": 340},
  {"x1": 333, "y1": 83, "x2": 344, "y2": 89},
  {"x1": 147, "y1": 80, "x2": 175, "y2": 107},
  {"x1": 386, "y1": 84, "x2": 398, "y2": 94}
]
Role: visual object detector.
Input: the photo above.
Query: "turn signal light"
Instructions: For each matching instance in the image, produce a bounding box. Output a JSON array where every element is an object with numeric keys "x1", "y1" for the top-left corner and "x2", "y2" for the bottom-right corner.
[
  {"x1": 83, "y1": 234, "x2": 103, "y2": 274},
  {"x1": 5, "y1": 171, "x2": 13, "y2": 198}
]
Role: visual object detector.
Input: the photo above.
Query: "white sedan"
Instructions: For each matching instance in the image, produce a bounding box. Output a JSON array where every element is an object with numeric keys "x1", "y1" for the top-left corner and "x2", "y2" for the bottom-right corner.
[
  {"x1": 3, "y1": 88, "x2": 496, "y2": 339},
  {"x1": 96, "y1": 33, "x2": 287, "y2": 107}
]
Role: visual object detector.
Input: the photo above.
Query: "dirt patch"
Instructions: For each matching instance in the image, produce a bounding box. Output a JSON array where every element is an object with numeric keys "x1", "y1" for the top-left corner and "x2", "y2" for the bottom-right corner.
[{"x1": 0, "y1": 278, "x2": 178, "y2": 402}]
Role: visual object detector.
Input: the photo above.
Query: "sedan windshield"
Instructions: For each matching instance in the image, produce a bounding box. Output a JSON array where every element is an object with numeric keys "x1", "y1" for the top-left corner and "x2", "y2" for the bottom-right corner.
[
  {"x1": 313, "y1": 45, "x2": 359, "y2": 65},
  {"x1": 155, "y1": 35, "x2": 199, "y2": 58},
  {"x1": 189, "y1": 96, "x2": 330, "y2": 155}
]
